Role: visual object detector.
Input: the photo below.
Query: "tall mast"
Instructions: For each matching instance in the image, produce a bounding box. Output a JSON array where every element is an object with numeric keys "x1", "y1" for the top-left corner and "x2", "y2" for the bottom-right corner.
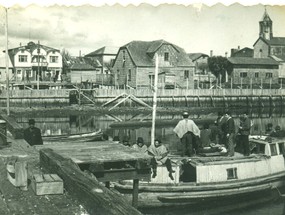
[
  {"x1": 150, "y1": 53, "x2": 159, "y2": 146},
  {"x1": 5, "y1": 8, "x2": 10, "y2": 115}
]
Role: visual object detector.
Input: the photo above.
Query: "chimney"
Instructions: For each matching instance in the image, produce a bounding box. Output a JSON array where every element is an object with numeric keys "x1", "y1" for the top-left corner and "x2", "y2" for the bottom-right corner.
[
  {"x1": 20, "y1": 42, "x2": 22, "y2": 47},
  {"x1": 210, "y1": 50, "x2": 213, "y2": 57},
  {"x1": 225, "y1": 52, "x2": 228, "y2": 58},
  {"x1": 79, "y1": 50, "x2": 81, "y2": 57},
  {"x1": 238, "y1": 46, "x2": 240, "y2": 50}
]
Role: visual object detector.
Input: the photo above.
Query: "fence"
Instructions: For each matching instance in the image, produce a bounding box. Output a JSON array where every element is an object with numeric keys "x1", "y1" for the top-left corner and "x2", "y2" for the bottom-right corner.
[
  {"x1": 0, "y1": 89, "x2": 70, "y2": 107},
  {"x1": 0, "y1": 88, "x2": 284, "y2": 108}
]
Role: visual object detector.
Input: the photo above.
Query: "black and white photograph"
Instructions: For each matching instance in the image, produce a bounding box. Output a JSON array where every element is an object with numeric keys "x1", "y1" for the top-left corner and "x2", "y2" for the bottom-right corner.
[{"x1": 0, "y1": 0, "x2": 285, "y2": 214}]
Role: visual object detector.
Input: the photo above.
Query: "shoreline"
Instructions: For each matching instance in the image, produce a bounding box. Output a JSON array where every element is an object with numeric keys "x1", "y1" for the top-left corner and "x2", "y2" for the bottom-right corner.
[{"x1": 1, "y1": 105, "x2": 222, "y2": 117}]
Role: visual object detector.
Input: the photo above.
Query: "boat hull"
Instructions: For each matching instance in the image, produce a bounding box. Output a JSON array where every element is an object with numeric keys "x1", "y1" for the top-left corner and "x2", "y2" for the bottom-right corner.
[
  {"x1": 114, "y1": 172, "x2": 285, "y2": 209},
  {"x1": 42, "y1": 130, "x2": 103, "y2": 142}
]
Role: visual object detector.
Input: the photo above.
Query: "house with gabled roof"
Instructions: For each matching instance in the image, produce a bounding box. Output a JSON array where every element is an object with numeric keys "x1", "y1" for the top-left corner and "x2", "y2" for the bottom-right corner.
[
  {"x1": 227, "y1": 57, "x2": 279, "y2": 86},
  {"x1": 7, "y1": 41, "x2": 62, "y2": 83},
  {"x1": 64, "y1": 56, "x2": 103, "y2": 84},
  {"x1": 112, "y1": 40, "x2": 195, "y2": 89}
]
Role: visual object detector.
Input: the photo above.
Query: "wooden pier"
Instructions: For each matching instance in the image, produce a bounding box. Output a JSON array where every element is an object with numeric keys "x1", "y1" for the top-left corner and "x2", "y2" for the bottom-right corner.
[
  {"x1": 0, "y1": 114, "x2": 150, "y2": 214},
  {"x1": 37, "y1": 141, "x2": 151, "y2": 212}
]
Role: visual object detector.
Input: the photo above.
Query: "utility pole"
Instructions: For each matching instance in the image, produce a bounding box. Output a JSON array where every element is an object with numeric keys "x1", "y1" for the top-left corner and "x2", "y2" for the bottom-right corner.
[
  {"x1": 151, "y1": 53, "x2": 159, "y2": 146},
  {"x1": 37, "y1": 41, "x2": 40, "y2": 90},
  {"x1": 5, "y1": 8, "x2": 10, "y2": 115}
]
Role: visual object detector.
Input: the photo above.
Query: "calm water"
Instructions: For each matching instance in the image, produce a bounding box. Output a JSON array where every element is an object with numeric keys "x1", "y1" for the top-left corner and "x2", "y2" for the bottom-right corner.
[{"x1": 16, "y1": 107, "x2": 285, "y2": 215}]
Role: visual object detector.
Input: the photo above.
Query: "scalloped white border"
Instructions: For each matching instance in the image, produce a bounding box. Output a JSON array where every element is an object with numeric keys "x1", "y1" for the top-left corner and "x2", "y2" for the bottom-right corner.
[{"x1": 0, "y1": 0, "x2": 284, "y2": 8}]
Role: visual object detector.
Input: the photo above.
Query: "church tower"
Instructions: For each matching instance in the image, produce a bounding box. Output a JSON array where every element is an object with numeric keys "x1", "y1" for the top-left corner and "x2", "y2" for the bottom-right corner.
[{"x1": 259, "y1": 8, "x2": 273, "y2": 40}]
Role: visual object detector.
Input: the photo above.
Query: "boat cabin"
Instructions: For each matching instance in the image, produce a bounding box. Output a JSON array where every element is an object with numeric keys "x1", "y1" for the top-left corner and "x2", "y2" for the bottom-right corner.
[{"x1": 151, "y1": 138, "x2": 285, "y2": 185}]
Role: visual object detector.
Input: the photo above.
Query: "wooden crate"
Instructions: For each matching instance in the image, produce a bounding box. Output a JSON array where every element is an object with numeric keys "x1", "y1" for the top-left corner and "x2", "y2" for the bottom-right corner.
[{"x1": 31, "y1": 174, "x2": 63, "y2": 195}]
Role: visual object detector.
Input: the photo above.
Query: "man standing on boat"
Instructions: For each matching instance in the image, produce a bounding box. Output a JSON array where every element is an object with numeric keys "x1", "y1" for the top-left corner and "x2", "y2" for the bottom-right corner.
[
  {"x1": 238, "y1": 112, "x2": 251, "y2": 156},
  {"x1": 24, "y1": 119, "x2": 43, "y2": 146},
  {"x1": 222, "y1": 111, "x2": 235, "y2": 157},
  {"x1": 173, "y1": 111, "x2": 200, "y2": 157}
]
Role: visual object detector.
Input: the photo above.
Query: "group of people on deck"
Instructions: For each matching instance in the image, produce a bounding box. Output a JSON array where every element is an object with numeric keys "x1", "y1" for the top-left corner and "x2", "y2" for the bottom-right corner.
[
  {"x1": 116, "y1": 136, "x2": 175, "y2": 180},
  {"x1": 173, "y1": 110, "x2": 252, "y2": 157}
]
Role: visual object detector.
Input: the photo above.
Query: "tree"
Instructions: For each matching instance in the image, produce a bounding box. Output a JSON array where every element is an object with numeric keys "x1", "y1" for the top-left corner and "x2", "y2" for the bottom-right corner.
[{"x1": 208, "y1": 56, "x2": 233, "y2": 85}]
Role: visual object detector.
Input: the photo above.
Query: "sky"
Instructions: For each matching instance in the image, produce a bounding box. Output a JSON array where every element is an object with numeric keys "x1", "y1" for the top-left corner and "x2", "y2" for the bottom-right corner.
[{"x1": 0, "y1": 1, "x2": 285, "y2": 57}]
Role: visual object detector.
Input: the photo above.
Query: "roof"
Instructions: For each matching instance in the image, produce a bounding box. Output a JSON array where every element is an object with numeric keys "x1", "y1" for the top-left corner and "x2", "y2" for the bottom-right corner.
[
  {"x1": 187, "y1": 53, "x2": 209, "y2": 61},
  {"x1": 270, "y1": 55, "x2": 285, "y2": 62},
  {"x1": 68, "y1": 57, "x2": 102, "y2": 70},
  {"x1": 268, "y1": 37, "x2": 285, "y2": 46},
  {"x1": 228, "y1": 57, "x2": 279, "y2": 65},
  {"x1": 231, "y1": 47, "x2": 253, "y2": 57},
  {"x1": 120, "y1": 40, "x2": 194, "y2": 67},
  {"x1": 254, "y1": 37, "x2": 285, "y2": 47},
  {"x1": 85, "y1": 46, "x2": 119, "y2": 57},
  {"x1": 260, "y1": 9, "x2": 272, "y2": 22},
  {"x1": 8, "y1": 41, "x2": 59, "y2": 55}
]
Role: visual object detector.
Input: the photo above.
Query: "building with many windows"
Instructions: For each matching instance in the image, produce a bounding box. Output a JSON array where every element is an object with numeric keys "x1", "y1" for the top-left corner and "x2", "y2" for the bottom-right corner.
[{"x1": 7, "y1": 41, "x2": 62, "y2": 84}]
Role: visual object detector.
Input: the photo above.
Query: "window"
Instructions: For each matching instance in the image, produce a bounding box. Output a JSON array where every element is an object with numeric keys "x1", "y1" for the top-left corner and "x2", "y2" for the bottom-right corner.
[
  {"x1": 259, "y1": 49, "x2": 263, "y2": 53},
  {"x1": 164, "y1": 52, "x2": 169, "y2": 61},
  {"x1": 270, "y1": 144, "x2": 278, "y2": 156},
  {"x1": 255, "y1": 73, "x2": 259, "y2": 78},
  {"x1": 278, "y1": 143, "x2": 285, "y2": 155},
  {"x1": 17, "y1": 70, "x2": 22, "y2": 74},
  {"x1": 240, "y1": 72, "x2": 247, "y2": 78},
  {"x1": 266, "y1": 73, "x2": 272, "y2": 78},
  {"x1": 227, "y1": 168, "x2": 238, "y2": 180},
  {"x1": 122, "y1": 51, "x2": 126, "y2": 67},
  {"x1": 50, "y1": 56, "x2": 58, "y2": 63},
  {"x1": 18, "y1": 55, "x2": 27, "y2": 62},
  {"x1": 117, "y1": 69, "x2": 120, "y2": 79},
  {"x1": 184, "y1": 70, "x2": 189, "y2": 79},
  {"x1": 128, "y1": 69, "x2": 131, "y2": 81}
]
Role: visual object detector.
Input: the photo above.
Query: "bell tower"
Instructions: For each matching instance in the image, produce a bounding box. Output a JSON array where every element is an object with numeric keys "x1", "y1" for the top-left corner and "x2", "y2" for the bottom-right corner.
[{"x1": 259, "y1": 8, "x2": 273, "y2": 40}]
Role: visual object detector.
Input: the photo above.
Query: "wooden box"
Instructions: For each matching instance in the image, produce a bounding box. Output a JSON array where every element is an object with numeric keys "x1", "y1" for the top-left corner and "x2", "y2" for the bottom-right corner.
[{"x1": 31, "y1": 174, "x2": 63, "y2": 195}]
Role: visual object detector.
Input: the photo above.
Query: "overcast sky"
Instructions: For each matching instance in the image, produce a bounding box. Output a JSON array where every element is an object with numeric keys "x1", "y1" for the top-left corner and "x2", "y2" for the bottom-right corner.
[{"x1": 0, "y1": 1, "x2": 285, "y2": 57}]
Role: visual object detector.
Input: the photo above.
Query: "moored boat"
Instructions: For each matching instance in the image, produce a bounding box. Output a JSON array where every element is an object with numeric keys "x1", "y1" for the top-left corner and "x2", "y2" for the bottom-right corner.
[
  {"x1": 114, "y1": 137, "x2": 285, "y2": 209},
  {"x1": 42, "y1": 129, "x2": 103, "y2": 142}
]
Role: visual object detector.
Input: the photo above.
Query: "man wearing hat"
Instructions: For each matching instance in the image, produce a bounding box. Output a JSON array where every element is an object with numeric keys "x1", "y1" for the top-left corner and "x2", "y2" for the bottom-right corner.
[
  {"x1": 24, "y1": 119, "x2": 43, "y2": 146},
  {"x1": 173, "y1": 111, "x2": 200, "y2": 156}
]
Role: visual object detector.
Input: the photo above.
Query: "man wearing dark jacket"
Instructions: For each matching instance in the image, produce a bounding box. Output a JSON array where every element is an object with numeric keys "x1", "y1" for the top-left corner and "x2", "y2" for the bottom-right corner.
[
  {"x1": 24, "y1": 119, "x2": 43, "y2": 146},
  {"x1": 238, "y1": 112, "x2": 251, "y2": 156},
  {"x1": 223, "y1": 111, "x2": 235, "y2": 157}
]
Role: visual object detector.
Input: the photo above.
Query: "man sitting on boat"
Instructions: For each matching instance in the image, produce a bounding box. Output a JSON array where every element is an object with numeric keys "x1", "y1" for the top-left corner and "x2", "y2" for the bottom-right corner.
[
  {"x1": 270, "y1": 125, "x2": 285, "y2": 138},
  {"x1": 173, "y1": 111, "x2": 200, "y2": 157},
  {"x1": 148, "y1": 139, "x2": 175, "y2": 180},
  {"x1": 132, "y1": 137, "x2": 148, "y2": 154}
]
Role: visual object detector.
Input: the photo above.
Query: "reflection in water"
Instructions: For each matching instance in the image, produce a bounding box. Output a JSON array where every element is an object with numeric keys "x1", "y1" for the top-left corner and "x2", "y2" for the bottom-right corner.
[{"x1": 17, "y1": 108, "x2": 285, "y2": 145}]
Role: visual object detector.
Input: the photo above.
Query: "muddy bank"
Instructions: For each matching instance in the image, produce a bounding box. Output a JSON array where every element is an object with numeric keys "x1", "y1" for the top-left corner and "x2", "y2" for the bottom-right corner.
[{"x1": 2, "y1": 105, "x2": 222, "y2": 117}]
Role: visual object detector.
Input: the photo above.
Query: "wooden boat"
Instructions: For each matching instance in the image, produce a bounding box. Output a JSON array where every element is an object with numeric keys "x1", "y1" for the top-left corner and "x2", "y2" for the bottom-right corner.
[
  {"x1": 42, "y1": 129, "x2": 103, "y2": 142},
  {"x1": 114, "y1": 137, "x2": 285, "y2": 210},
  {"x1": 109, "y1": 117, "x2": 216, "y2": 129}
]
